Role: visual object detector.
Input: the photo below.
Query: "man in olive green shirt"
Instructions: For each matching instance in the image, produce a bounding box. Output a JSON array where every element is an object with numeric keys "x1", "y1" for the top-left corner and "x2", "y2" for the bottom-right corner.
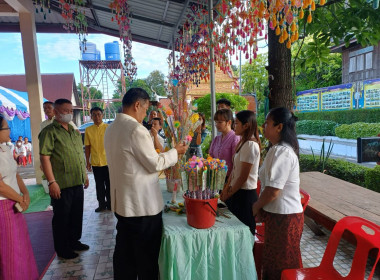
[{"x1": 39, "y1": 98, "x2": 89, "y2": 260}]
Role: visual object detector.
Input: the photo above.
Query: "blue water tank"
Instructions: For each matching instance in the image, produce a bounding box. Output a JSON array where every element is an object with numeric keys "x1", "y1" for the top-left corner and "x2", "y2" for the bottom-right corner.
[
  {"x1": 96, "y1": 50, "x2": 101, "y2": 60},
  {"x1": 81, "y1": 42, "x2": 97, "y2": 60},
  {"x1": 105, "y1": 41, "x2": 120, "y2": 60}
]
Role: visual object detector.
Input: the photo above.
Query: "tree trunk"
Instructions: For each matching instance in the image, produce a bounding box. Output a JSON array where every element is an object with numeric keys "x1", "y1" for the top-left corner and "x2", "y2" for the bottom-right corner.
[{"x1": 267, "y1": 24, "x2": 294, "y2": 110}]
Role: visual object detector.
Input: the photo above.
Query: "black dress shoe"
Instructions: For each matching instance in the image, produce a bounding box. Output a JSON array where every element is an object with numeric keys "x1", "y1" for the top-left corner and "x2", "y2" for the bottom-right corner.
[
  {"x1": 57, "y1": 250, "x2": 79, "y2": 259},
  {"x1": 71, "y1": 242, "x2": 90, "y2": 251},
  {"x1": 95, "y1": 207, "x2": 106, "y2": 212}
]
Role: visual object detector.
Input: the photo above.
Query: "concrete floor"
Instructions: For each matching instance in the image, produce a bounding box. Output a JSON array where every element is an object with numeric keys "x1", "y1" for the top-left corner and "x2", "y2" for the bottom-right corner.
[{"x1": 21, "y1": 174, "x2": 380, "y2": 280}]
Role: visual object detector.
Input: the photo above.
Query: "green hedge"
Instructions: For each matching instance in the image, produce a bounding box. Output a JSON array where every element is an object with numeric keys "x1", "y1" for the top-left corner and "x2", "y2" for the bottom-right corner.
[
  {"x1": 335, "y1": 122, "x2": 380, "y2": 139},
  {"x1": 296, "y1": 120, "x2": 338, "y2": 136},
  {"x1": 299, "y1": 154, "x2": 379, "y2": 192},
  {"x1": 297, "y1": 108, "x2": 380, "y2": 124},
  {"x1": 365, "y1": 166, "x2": 380, "y2": 192}
]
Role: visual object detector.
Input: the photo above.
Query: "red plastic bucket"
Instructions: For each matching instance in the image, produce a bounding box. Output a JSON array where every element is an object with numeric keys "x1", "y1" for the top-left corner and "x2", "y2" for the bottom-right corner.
[{"x1": 183, "y1": 195, "x2": 218, "y2": 229}]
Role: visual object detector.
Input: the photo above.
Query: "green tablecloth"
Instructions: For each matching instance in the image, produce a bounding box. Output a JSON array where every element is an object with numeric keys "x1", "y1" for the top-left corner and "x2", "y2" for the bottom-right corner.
[{"x1": 158, "y1": 180, "x2": 257, "y2": 280}]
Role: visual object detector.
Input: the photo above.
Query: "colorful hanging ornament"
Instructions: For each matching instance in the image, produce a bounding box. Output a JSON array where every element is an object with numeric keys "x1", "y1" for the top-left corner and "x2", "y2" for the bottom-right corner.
[
  {"x1": 33, "y1": 0, "x2": 51, "y2": 20},
  {"x1": 109, "y1": 0, "x2": 137, "y2": 83}
]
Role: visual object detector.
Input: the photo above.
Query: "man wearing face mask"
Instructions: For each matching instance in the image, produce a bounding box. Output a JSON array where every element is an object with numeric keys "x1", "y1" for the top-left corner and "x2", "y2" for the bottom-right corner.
[
  {"x1": 38, "y1": 98, "x2": 89, "y2": 259},
  {"x1": 40, "y1": 101, "x2": 79, "y2": 132}
]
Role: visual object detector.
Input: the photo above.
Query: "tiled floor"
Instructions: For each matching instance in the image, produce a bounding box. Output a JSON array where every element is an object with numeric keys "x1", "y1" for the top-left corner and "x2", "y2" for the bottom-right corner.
[{"x1": 24, "y1": 175, "x2": 379, "y2": 280}]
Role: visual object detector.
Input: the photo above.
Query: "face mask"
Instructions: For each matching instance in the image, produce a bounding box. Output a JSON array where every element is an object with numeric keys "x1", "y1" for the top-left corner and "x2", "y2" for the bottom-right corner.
[
  {"x1": 59, "y1": 113, "x2": 73, "y2": 124},
  {"x1": 17, "y1": 143, "x2": 21, "y2": 147}
]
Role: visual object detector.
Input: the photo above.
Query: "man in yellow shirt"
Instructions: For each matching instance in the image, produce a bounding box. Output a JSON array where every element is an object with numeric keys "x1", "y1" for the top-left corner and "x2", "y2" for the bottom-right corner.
[{"x1": 84, "y1": 107, "x2": 110, "y2": 212}]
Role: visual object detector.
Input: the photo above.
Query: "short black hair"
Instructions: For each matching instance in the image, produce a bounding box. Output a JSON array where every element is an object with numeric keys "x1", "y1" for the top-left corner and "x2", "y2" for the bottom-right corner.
[
  {"x1": 43, "y1": 101, "x2": 54, "y2": 106},
  {"x1": 152, "y1": 117, "x2": 162, "y2": 125},
  {"x1": 55, "y1": 99, "x2": 72, "y2": 106},
  {"x1": 90, "y1": 107, "x2": 103, "y2": 114},
  {"x1": 216, "y1": 98, "x2": 231, "y2": 107},
  {"x1": 122, "y1": 88, "x2": 150, "y2": 108}
]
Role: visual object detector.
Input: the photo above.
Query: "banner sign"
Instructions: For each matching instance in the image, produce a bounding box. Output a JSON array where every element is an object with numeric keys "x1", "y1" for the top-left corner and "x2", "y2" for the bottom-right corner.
[
  {"x1": 296, "y1": 88, "x2": 320, "y2": 112},
  {"x1": 320, "y1": 83, "x2": 353, "y2": 111},
  {"x1": 363, "y1": 79, "x2": 380, "y2": 109}
]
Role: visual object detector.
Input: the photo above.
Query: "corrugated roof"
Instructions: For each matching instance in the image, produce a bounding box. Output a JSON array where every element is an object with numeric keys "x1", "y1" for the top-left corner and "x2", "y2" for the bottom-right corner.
[
  {"x1": 0, "y1": 73, "x2": 80, "y2": 107},
  {"x1": 0, "y1": 0, "x2": 217, "y2": 50}
]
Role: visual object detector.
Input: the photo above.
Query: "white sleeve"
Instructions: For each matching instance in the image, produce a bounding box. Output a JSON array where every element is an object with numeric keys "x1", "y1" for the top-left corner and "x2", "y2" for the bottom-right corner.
[
  {"x1": 239, "y1": 141, "x2": 259, "y2": 164},
  {"x1": 159, "y1": 135, "x2": 165, "y2": 148},
  {"x1": 131, "y1": 126, "x2": 178, "y2": 173},
  {"x1": 264, "y1": 146, "x2": 292, "y2": 190}
]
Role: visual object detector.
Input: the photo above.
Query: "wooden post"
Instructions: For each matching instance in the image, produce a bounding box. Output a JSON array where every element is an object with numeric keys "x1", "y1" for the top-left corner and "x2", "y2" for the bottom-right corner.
[{"x1": 6, "y1": 0, "x2": 45, "y2": 184}]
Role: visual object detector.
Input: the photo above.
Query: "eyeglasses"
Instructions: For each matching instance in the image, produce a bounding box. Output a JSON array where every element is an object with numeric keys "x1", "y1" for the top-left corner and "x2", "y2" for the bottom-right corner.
[{"x1": 0, "y1": 127, "x2": 10, "y2": 130}]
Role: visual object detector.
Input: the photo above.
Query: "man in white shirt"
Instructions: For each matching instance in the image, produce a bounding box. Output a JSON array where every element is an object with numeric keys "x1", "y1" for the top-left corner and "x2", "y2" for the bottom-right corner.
[
  {"x1": 104, "y1": 88, "x2": 188, "y2": 280},
  {"x1": 40, "y1": 101, "x2": 78, "y2": 131}
]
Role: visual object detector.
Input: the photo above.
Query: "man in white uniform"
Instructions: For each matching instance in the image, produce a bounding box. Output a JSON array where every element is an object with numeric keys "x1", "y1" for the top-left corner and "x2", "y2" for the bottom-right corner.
[{"x1": 104, "y1": 88, "x2": 188, "y2": 280}]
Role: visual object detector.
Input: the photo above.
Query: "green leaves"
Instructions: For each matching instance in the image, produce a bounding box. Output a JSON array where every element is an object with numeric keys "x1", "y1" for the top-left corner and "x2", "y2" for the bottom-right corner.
[
  {"x1": 335, "y1": 122, "x2": 380, "y2": 139},
  {"x1": 296, "y1": 120, "x2": 339, "y2": 136},
  {"x1": 304, "y1": 0, "x2": 380, "y2": 48},
  {"x1": 194, "y1": 93, "x2": 249, "y2": 119},
  {"x1": 240, "y1": 53, "x2": 268, "y2": 103}
]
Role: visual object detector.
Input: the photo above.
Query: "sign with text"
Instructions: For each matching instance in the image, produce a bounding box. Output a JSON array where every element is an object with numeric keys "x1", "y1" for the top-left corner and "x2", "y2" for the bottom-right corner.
[
  {"x1": 363, "y1": 79, "x2": 380, "y2": 109},
  {"x1": 296, "y1": 89, "x2": 320, "y2": 112},
  {"x1": 321, "y1": 84, "x2": 353, "y2": 111}
]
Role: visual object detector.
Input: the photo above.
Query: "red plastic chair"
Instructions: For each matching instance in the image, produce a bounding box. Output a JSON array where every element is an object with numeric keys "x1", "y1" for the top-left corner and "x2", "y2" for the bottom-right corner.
[
  {"x1": 281, "y1": 216, "x2": 380, "y2": 280},
  {"x1": 254, "y1": 188, "x2": 310, "y2": 280},
  {"x1": 21, "y1": 156, "x2": 27, "y2": 166},
  {"x1": 300, "y1": 189, "x2": 310, "y2": 212}
]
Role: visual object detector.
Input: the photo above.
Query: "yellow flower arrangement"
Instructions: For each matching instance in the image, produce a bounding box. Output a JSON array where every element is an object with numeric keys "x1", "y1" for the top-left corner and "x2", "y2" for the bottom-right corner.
[{"x1": 190, "y1": 113, "x2": 199, "y2": 124}]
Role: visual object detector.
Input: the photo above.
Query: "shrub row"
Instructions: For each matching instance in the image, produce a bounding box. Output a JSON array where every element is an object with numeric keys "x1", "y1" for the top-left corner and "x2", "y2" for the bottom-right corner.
[
  {"x1": 296, "y1": 120, "x2": 338, "y2": 136},
  {"x1": 297, "y1": 108, "x2": 380, "y2": 124},
  {"x1": 300, "y1": 154, "x2": 380, "y2": 192},
  {"x1": 335, "y1": 122, "x2": 380, "y2": 139}
]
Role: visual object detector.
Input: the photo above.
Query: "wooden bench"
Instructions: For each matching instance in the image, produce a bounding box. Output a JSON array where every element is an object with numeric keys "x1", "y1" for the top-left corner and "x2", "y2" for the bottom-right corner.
[{"x1": 300, "y1": 172, "x2": 380, "y2": 234}]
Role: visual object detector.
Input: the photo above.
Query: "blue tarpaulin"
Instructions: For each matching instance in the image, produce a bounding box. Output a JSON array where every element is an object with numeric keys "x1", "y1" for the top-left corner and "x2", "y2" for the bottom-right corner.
[{"x1": 0, "y1": 86, "x2": 48, "y2": 142}]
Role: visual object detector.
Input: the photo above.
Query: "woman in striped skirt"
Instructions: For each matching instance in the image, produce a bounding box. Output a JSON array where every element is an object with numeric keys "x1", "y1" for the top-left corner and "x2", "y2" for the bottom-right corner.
[
  {"x1": 0, "y1": 115, "x2": 38, "y2": 280},
  {"x1": 252, "y1": 107, "x2": 304, "y2": 280}
]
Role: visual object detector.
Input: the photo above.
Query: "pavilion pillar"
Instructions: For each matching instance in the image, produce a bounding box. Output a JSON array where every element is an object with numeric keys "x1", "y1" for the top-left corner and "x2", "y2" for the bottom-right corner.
[
  {"x1": 208, "y1": 0, "x2": 216, "y2": 139},
  {"x1": 13, "y1": 0, "x2": 44, "y2": 184}
]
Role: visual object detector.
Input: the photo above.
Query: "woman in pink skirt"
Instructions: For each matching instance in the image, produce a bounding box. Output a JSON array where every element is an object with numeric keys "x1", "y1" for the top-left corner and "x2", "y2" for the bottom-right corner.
[{"x1": 0, "y1": 115, "x2": 38, "y2": 280}]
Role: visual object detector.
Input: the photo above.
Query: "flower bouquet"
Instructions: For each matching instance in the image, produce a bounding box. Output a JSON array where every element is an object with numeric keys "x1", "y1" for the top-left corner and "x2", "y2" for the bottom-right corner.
[
  {"x1": 159, "y1": 85, "x2": 202, "y2": 192},
  {"x1": 181, "y1": 156, "x2": 228, "y2": 200}
]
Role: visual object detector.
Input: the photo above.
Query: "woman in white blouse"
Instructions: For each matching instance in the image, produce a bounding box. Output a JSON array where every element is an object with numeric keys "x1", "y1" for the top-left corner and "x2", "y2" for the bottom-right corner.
[
  {"x1": 0, "y1": 115, "x2": 38, "y2": 279},
  {"x1": 252, "y1": 107, "x2": 303, "y2": 280},
  {"x1": 220, "y1": 110, "x2": 261, "y2": 235}
]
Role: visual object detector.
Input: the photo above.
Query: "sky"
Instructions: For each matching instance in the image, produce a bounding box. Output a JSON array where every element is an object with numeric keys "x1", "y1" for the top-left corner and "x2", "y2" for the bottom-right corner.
[
  {"x1": 0, "y1": 32, "x2": 268, "y2": 91},
  {"x1": 0, "y1": 32, "x2": 171, "y2": 82}
]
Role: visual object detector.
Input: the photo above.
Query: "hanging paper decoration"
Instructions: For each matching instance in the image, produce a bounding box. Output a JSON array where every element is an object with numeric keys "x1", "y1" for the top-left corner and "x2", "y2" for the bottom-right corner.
[
  {"x1": 170, "y1": 0, "x2": 325, "y2": 87},
  {"x1": 109, "y1": 0, "x2": 137, "y2": 83},
  {"x1": 59, "y1": 0, "x2": 88, "y2": 51},
  {"x1": 33, "y1": 0, "x2": 51, "y2": 20},
  {"x1": 0, "y1": 107, "x2": 30, "y2": 121}
]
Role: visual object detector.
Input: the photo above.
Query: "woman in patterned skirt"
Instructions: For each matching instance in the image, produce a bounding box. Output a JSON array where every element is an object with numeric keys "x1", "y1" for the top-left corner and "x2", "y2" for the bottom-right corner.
[
  {"x1": 252, "y1": 107, "x2": 304, "y2": 280},
  {"x1": 0, "y1": 115, "x2": 38, "y2": 280}
]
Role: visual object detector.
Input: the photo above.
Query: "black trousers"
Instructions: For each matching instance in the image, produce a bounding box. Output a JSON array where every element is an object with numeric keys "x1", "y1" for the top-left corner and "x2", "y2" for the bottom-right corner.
[
  {"x1": 225, "y1": 189, "x2": 258, "y2": 235},
  {"x1": 51, "y1": 185, "x2": 84, "y2": 254},
  {"x1": 113, "y1": 212, "x2": 163, "y2": 280},
  {"x1": 92, "y1": 165, "x2": 111, "y2": 209}
]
